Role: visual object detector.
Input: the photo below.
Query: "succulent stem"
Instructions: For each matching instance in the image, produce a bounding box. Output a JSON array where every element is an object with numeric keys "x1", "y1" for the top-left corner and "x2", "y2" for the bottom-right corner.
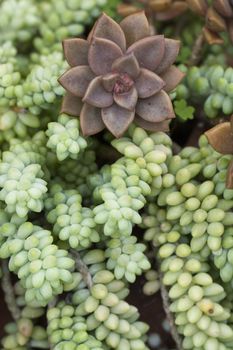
[
  {"x1": 159, "y1": 270, "x2": 183, "y2": 350},
  {"x1": 1, "y1": 260, "x2": 21, "y2": 322},
  {"x1": 189, "y1": 32, "x2": 205, "y2": 66},
  {"x1": 71, "y1": 250, "x2": 93, "y2": 289}
]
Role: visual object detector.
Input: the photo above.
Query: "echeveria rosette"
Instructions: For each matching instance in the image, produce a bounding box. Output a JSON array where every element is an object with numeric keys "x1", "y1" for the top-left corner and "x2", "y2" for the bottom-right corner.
[{"x1": 58, "y1": 12, "x2": 184, "y2": 138}]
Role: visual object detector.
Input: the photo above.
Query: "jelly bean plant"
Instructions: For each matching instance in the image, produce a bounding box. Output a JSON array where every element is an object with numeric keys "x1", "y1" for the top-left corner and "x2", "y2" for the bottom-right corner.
[{"x1": 0, "y1": 1, "x2": 233, "y2": 350}]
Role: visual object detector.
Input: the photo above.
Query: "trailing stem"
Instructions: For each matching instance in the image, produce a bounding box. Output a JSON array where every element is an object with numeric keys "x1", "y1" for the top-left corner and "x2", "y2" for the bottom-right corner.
[
  {"x1": 189, "y1": 32, "x2": 205, "y2": 66},
  {"x1": 159, "y1": 271, "x2": 183, "y2": 350},
  {"x1": 71, "y1": 250, "x2": 93, "y2": 289},
  {"x1": 1, "y1": 260, "x2": 21, "y2": 322}
]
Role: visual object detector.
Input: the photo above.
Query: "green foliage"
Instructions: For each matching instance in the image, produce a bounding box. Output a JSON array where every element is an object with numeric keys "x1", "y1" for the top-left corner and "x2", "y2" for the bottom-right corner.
[
  {"x1": 0, "y1": 60, "x2": 21, "y2": 108},
  {"x1": 0, "y1": 0, "x2": 233, "y2": 349},
  {"x1": 0, "y1": 133, "x2": 47, "y2": 217},
  {"x1": 0, "y1": 42, "x2": 17, "y2": 64},
  {"x1": 177, "y1": 65, "x2": 233, "y2": 118},
  {"x1": 47, "y1": 255, "x2": 150, "y2": 350},
  {"x1": 141, "y1": 135, "x2": 233, "y2": 349},
  {"x1": 34, "y1": 0, "x2": 110, "y2": 54},
  {"x1": 53, "y1": 148, "x2": 99, "y2": 197},
  {"x1": 0, "y1": 108, "x2": 40, "y2": 142},
  {"x1": 46, "y1": 114, "x2": 87, "y2": 161},
  {"x1": 0, "y1": 0, "x2": 40, "y2": 45},
  {"x1": 174, "y1": 99, "x2": 195, "y2": 121},
  {"x1": 18, "y1": 52, "x2": 66, "y2": 114},
  {"x1": 1, "y1": 320, "x2": 48, "y2": 350},
  {"x1": 46, "y1": 184, "x2": 100, "y2": 249},
  {"x1": 93, "y1": 127, "x2": 172, "y2": 237},
  {"x1": 0, "y1": 222, "x2": 75, "y2": 306},
  {"x1": 105, "y1": 236, "x2": 150, "y2": 283}
]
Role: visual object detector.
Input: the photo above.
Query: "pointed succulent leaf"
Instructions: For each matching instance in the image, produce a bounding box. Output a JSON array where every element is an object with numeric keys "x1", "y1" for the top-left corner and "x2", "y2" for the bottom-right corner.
[
  {"x1": 88, "y1": 37, "x2": 123, "y2": 76},
  {"x1": 80, "y1": 103, "x2": 105, "y2": 136},
  {"x1": 206, "y1": 7, "x2": 227, "y2": 32},
  {"x1": 136, "y1": 90, "x2": 175, "y2": 122},
  {"x1": 156, "y1": 39, "x2": 180, "y2": 74},
  {"x1": 160, "y1": 66, "x2": 185, "y2": 92},
  {"x1": 102, "y1": 104, "x2": 134, "y2": 137},
  {"x1": 202, "y1": 27, "x2": 224, "y2": 45},
  {"x1": 135, "y1": 115, "x2": 170, "y2": 132},
  {"x1": 186, "y1": 0, "x2": 208, "y2": 16},
  {"x1": 58, "y1": 66, "x2": 94, "y2": 97},
  {"x1": 102, "y1": 73, "x2": 119, "y2": 92},
  {"x1": 114, "y1": 87, "x2": 138, "y2": 111},
  {"x1": 63, "y1": 39, "x2": 89, "y2": 67},
  {"x1": 61, "y1": 93, "x2": 83, "y2": 116},
  {"x1": 213, "y1": 0, "x2": 233, "y2": 17},
  {"x1": 205, "y1": 123, "x2": 233, "y2": 154},
  {"x1": 155, "y1": 2, "x2": 188, "y2": 20},
  {"x1": 135, "y1": 69, "x2": 165, "y2": 98},
  {"x1": 117, "y1": 4, "x2": 141, "y2": 17},
  {"x1": 127, "y1": 35, "x2": 165, "y2": 71},
  {"x1": 83, "y1": 76, "x2": 113, "y2": 108},
  {"x1": 149, "y1": 0, "x2": 172, "y2": 12},
  {"x1": 89, "y1": 13, "x2": 126, "y2": 52},
  {"x1": 112, "y1": 53, "x2": 140, "y2": 79},
  {"x1": 120, "y1": 12, "x2": 150, "y2": 48}
]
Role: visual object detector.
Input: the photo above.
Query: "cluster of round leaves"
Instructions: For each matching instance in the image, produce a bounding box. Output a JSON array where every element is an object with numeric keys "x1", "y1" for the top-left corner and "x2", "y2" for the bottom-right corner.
[
  {"x1": 47, "y1": 254, "x2": 150, "y2": 350},
  {"x1": 45, "y1": 184, "x2": 100, "y2": 250},
  {"x1": 0, "y1": 2, "x2": 178, "y2": 350},
  {"x1": 0, "y1": 133, "x2": 47, "y2": 217},
  {"x1": 105, "y1": 235, "x2": 151, "y2": 283},
  {"x1": 51, "y1": 148, "x2": 99, "y2": 197},
  {"x1": 0, "y1": 41, "x2": 17, "y2": 64},
  {"x1": 1, "y1": 95, "x2": 233, "y2": 349},
  {"x1": 0, "y1": 62, "x2": 21, "y2": 108},
  {"x1": 161, "y1": 254, "x2": 233, "y2": 350},
  {"x1": 46, "y1": 114, "x2": 87, "y2": 161},
  {"x1": 0, "y1": 107, "x2": 40, "y2": 143},
  {"x1": 176, "y1": 65, "x2": 233, "y2": 118},
  {"x1": 1, "y1": 319, "x2": 48, "y2": 350},
  {"x1": 0, "y1": 222, "x2": 75, "y2": 306},
  {"x1": 0, "y1": 0, "x2": 112, "y2": 51},
  {"x1": 160, "y1": 179, "x2": 231, "y2": 253},
  {"x1": 47, "y1": 304, "x2": 103, "y2": 350},
  {"x1": 17, "y1": 52, "x2": 67, "y2": 115},
  {"x1": 2, "y1": 1, "x2": 233, "y2": 349},
  {"x1": 141, "y1": 134, "x2": 233, "y2": 349},
  {"x1": 0, "y1": 0, "x2": 40, "y2": 45},
  {"x1": 94, "y1": 127, "x2": 172, "y2": 237},
  {"x1": 34, "y1": 0, "x2": 110, "y2": 54}
]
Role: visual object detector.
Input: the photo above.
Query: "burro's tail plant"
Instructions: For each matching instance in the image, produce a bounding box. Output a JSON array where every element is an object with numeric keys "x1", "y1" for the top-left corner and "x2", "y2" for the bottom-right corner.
[
  {"x1": 1, "y1": 2, "x2": 233, "y2": 350},
  {"x1": 0, "y1": 8, "x2": 186, "y2": 350},
  {"x1": 149, "y1": 133, "x2": 233, "y2": 350}
]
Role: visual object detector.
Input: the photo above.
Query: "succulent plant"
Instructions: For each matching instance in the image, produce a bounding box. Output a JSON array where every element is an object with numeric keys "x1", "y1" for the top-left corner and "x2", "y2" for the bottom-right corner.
[
  {"x1": 59, "y1": 12, "x2": 184, "y2": 137},
  {"x1": 176, "y1": 65, "x2": 233, "y2": 120},
  {"x1": 187, "y1": 0, "x2": 233, "y2": 44},
  {"x1": 205, "y1": 116, "x2": 233, "y2": 188},
  {"x1": 117, "y1": 0, "x2": 188, "y2": 20},
  {"x1": 2, "y1": 0, "x2": 233, "y2": 348}
]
